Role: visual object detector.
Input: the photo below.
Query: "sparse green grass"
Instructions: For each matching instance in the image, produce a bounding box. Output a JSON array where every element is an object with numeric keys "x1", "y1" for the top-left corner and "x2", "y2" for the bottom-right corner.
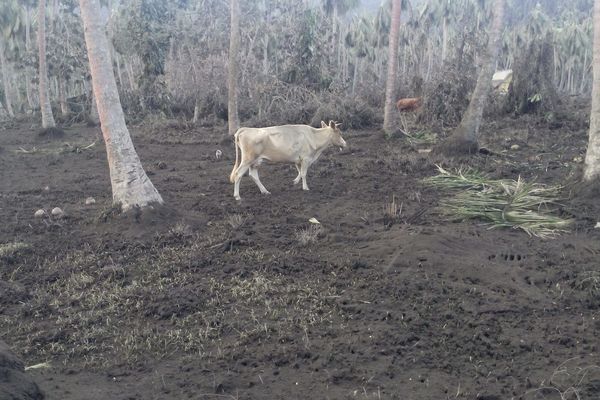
[
  {"x1": 575, "y1": 271, "x2": 600, "y2": 299},
  {"x1": 424, "y1": 165, "x2": 572, "y2": 238},
  {"x1": 0, "y1": 242, "x2": 30, "y2": 258},
  {"x1": 403, "y1": 130, "x2": 438, "y2": 145},
  {"x1": 0, "y1": 238, "x2": 342, "y2": 368}
]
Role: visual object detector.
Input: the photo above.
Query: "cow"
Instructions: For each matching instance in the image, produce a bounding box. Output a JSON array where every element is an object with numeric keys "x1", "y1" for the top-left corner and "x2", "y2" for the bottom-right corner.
[
  {"x1": 396, "y1": 97, "x2": 422, "y2": 112},
  {"x1": 229, "y1": 120, "x2": 347, "y2": 201}
]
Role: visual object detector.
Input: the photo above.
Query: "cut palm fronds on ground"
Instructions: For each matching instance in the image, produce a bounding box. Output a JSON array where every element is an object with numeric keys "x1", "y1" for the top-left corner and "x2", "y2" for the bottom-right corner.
[
  {"x1": 401, "y1": 130, "x2": 438, "y2": 145},
  {"x1": 424, "y1": 166, "x2": 572, "y2": 238}
]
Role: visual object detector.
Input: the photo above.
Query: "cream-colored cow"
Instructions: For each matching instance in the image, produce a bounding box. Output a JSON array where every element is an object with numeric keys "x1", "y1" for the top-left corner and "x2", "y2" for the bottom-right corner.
[{"x1": 229, "y1": 120, "x2": 347, "y2": 200}]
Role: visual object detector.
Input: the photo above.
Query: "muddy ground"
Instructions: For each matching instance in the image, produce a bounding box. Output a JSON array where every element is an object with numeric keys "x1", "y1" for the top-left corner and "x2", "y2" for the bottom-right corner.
[{"x1": 1, "y1": 109, "x2": 600, "y2": 400}]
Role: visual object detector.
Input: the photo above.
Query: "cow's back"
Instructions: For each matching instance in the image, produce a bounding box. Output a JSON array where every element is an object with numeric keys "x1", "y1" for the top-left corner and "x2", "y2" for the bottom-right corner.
[{"x1": 238, "y1": 125, "x2": 316, "y2": 163}]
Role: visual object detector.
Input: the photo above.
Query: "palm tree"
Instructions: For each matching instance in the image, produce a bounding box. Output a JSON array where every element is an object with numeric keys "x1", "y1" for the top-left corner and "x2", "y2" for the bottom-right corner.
[
  {"x1": 346, "y1": 16, "x2": 373, "y2": 95},
  {"x1": 23, "y1": 2, "x2": 36, "y2": 110},
  {"x1": 584, "y1": 0, "x2": 600, "y2": 181},
  {"x1": 0, "y1": 0, "x2": 20, "y2": 118},
  {"x1": 38, "y1": 0, "x2": 56, "y2": 128},
  {"x1": 383, "y1": 0, "x2": 401, "y2": 136},
  {"x1": 0, "y1": 38, "x2": 15, "y2": 118},
  {"x1": 322, "y1": 0, "x2": 360, "y2": 70},
  {"x1": 434, "y1": 0, "x2": 505, "y2": 155},
  {"x1": 228, "y1": 0, "x2": 240, "y2": 136},
  {"x1": 79, "y1": 0, "x2": 163, "y2": 211}
]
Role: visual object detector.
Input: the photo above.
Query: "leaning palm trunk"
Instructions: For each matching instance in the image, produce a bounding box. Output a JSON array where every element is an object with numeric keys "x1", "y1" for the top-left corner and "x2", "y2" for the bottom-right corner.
[
  {"x1": 434, "y1": 0, "x2": 505, "y2": 155},
  {"x1": 227, "y1": 0, "x2": 240, "y2": 136},
  {"x1": 0, "y1": 39, "x2": 14, "y2": 118},
  {"x1": 585, "y1": 0, "x2": 600, "y2": 180},
  {"x1": 38, "y1": 0, "x2": 56, "y2": 128},
  {"x1": 383, "y1": 0, "x2": 402, "y2": 136},
  {"x1": 79, "y1": 0, "x2": 163, "y2": 211}
]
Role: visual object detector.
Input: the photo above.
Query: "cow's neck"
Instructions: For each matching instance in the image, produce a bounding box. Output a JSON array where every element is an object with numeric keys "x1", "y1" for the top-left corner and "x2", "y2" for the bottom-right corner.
[{"x1": 313, "y1": 128, "x2": 334, "y2": 150}]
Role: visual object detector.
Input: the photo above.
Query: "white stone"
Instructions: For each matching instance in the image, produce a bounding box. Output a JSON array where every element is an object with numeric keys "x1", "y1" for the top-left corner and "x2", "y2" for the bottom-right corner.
[
  {"x1": 34, "y1": 209, "x2": 46, "y2": 218},
  {"x1": 510, "y1": 144, "x2": 520, "y2": 150},
  {"x1": 85, "y1": 197, "x2": 96, "y2": 205},
  {"x1": 51, "y1": 207, "x2": 64, "y2": 217}
]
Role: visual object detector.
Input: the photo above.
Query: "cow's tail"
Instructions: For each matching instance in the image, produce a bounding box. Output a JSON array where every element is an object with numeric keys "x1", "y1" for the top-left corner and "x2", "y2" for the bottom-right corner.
[{"x1": 229, "y1": 131, "x2": 240, "y2": 183}]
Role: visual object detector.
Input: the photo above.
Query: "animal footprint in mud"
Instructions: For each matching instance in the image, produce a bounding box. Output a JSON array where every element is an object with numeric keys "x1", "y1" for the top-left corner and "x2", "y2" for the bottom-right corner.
[{"x1": 488, "y1": 253, "x2": 525, "y2": 262}]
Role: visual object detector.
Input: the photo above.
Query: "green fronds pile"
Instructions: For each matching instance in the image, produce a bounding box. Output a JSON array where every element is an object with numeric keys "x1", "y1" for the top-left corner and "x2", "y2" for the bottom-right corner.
[{"x1": 424, "y1": 165, "x2": 572, "y2": 238}]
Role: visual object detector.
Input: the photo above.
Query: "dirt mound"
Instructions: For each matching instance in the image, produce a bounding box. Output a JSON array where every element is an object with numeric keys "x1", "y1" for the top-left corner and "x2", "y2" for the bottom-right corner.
[{"x1": 0, "y1": 340, "x2": 44, "y2": 400}]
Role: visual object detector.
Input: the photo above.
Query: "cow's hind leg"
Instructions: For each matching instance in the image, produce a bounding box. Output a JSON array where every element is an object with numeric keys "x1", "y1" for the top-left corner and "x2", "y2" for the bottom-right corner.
[
  {"x1": 249, "y1": 166, "x2": 270, "y2": 195},
  {"x1": 233, "y1": 161, "x2": 252, "y2": 201},
  {"x1": 293, "y1": 163, "x2": 301, "y2": 185}
]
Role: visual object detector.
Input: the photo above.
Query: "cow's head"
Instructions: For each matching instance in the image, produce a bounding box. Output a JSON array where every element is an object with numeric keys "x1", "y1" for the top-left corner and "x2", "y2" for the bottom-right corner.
[{"x1": 321, "y1": 120, "x2": 347, "y2": 149}]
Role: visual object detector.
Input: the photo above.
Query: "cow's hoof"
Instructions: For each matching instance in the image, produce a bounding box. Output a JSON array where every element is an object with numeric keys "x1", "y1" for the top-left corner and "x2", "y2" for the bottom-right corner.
[
  {"x1": 234, "y1": 196, "x2": 241, "y2": 201},
  {"x1": 261, "y1": 191, "x2": 271, "y2": 195},
  {"x1": 303, "y1": 187, "x2": 310, "y2": 191},
  {"x1": 293, "y1": 179, "x2": 300, "y2": 185}
]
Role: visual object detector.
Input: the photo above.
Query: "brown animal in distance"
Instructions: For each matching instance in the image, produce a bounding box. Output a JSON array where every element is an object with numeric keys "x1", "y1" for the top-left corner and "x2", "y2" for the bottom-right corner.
[{"x1": 396, "y1": 97, "x2": 422, "y2": 112}]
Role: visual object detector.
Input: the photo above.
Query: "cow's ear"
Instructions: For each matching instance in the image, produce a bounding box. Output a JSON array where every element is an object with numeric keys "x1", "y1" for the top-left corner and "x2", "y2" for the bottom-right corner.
[
  {"x1": 321, "y1": 121, "x2": 327, "y2": 128},
  {"x1": 329, "y1": 120, "x2": 335, "y2": 128}
]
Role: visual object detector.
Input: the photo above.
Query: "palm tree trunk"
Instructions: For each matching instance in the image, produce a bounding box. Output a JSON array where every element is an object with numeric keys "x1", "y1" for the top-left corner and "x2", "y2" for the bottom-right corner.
[
  {"x1": 89, "y1": 86, "x2": 100, "y2": 124},
  {"x1": 262, "y1": 37, "x2": 269, "y2": 76},
  {"x1": 115, "y1": 52, "x2": 124, "y2": 90},
  {"x1": 434, "y1": 0, "x2": 505, "y2": 155},
  {"x1": 192, "y1": 97, "x2": 200, "y2": 124},
  {"x1": 441, "y1": 16, "x2": 448, "y2": 64},
  {"x1": 79, "y1": 0, "x2": 163, "y2": 210},
  {"x1": 58, "y1": 77, "x2": 69, "y2": 117},
  {"x1": 584, "y1": 0, "x2": 600, "y2": 181},
  {"x1": 38, "y1": 0, "x2": 56, "y2": 128},
  {"x1": 383, "y1": 0, "x2": 401, "y2": 136},
  {"x1": 580, "y1": 50, "x2": 588, "y2": 94},
  {"x1": 352, "y1": 55, "x2": 360, "y2": 95},
  {"x1": 125, "y1": 58, "x2": 137, "y2": 91},
  {"x1": 0, "y1": 39, "x2": 15, "y2": 118},
  {"x1": 227, "y1": 0, "x2": 240, "y2": 136},
  {"x1": 24, "y1": 5, "x2": 35, "y2": 111}
]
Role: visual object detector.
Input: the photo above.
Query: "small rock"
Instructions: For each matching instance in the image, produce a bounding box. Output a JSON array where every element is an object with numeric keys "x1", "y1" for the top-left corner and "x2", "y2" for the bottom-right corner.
[
  {"x1": 85, "y1": 197, "x2": 96, "y2": 205},
  {"x1": 157, "y1": 161, "x2": 167, "y2": 169},
  {"x1": 573, "y1": 156, "x2": 583, "y2": 163},
  {"x1": 510, "y1": 144, "x2": 520, "y2": 150},
  {"x1": 43, "y1": 186, "x2": 50, "y2": 192},
  {"x1": 215, "y1": 149, "x2": 222, "y2": 159},
  {"x1": 51, "y1": 207, "x2": 64, "y2": 217},
  {"x1": 595, "y1": 222, "x2": 600, "y2": 229},
  {"x1": 34, "y1": 209, "x2": 46, "y2": 218}
]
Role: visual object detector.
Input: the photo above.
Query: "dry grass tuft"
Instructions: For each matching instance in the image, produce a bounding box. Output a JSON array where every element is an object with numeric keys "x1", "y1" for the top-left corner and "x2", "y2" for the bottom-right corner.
[
  {"x1": 383, "y1": 195, "x2": 402, "y2": 226},
  {"x1": 295, "y1": 225, "x2": 323, "y2": 247},
  {"x1": 227, "y1": 214, "x2": 246, "y2": 230}
]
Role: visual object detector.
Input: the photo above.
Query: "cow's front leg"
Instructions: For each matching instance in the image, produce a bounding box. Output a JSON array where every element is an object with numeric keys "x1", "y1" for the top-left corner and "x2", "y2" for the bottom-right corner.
[
  {"x1": 249, "y1": 167, "x2": 270, "y2": 195},
  {"x1": 293, "y1": 163, "x2": 302, "y2": 185}
]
